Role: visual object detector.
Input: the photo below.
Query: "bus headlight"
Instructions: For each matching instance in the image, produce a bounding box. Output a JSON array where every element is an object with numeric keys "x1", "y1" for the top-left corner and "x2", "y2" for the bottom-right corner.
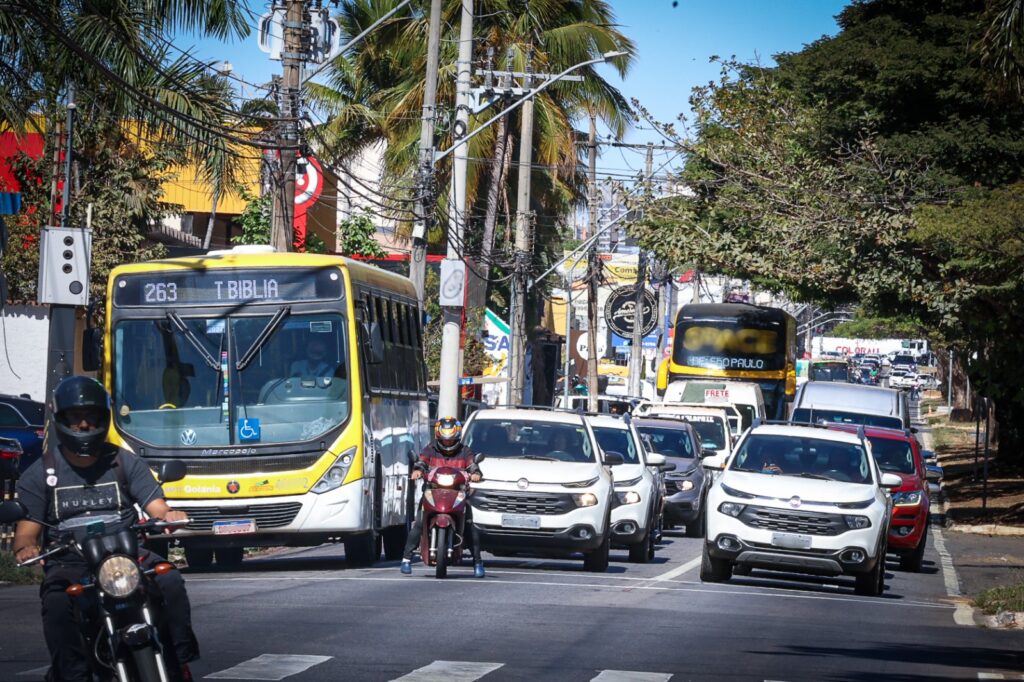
[
  {"x1": 312, "y1": 447, "x2": 357, "y2": 494},
  {"x1": 97, "y1": 556, "x2": 141, "y2": 598}
]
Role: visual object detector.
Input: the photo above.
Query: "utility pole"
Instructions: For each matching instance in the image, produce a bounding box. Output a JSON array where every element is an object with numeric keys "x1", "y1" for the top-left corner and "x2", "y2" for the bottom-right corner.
[
  {"x1": 271, "y1": 0, "x2": 304, "y2": 252},
  {"x1": 410, "y1": 0, "x2": 443, "y2": 305},
  {"x1": 509, "y1": 52, "x2": 535, "y2": 406},
  {"x1": 627, "y1": 143, "x2": 654, "y2": 398},
  {"x1": 436, "y1": 0, "x2": 473, "y2": 420},
  {"x1": 586, "y1": 113, "x2": 600, "y2": 410}
]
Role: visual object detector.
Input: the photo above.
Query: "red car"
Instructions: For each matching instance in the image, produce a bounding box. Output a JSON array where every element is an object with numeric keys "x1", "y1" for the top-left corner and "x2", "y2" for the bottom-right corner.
[{"x1": 826, "y1": 424, "x2": 929, "y2": 572}]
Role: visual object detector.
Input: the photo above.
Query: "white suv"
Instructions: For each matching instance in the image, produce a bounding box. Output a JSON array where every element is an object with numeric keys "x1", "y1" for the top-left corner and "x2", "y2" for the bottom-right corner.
[
  {"x1": 702, "y1": 423, "x2": 900, "y2": 596},
  {"x1": 463, "y1": 408, "x2": 616, "y2": 572},
  {"x1": 585, "y1": 413, "x2": 669, "y2": 563}
]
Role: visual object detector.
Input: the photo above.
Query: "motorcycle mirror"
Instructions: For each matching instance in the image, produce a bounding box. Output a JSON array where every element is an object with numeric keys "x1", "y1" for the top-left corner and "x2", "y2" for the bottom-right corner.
[
  {"x1": 474, "y1": 453, "x2": 486, "y2": 464},
  {"x1": 158, "y1": 460, "x2": 187, "y2": 484},
  {"x1": 0, "y1": 499, "x2": 28, "y2": 524}
]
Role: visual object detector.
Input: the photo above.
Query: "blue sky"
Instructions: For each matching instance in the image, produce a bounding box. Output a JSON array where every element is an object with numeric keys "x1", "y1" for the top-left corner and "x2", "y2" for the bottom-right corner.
[{"x1": 186, "y1": 0, "x2": 849, "y2": 155}]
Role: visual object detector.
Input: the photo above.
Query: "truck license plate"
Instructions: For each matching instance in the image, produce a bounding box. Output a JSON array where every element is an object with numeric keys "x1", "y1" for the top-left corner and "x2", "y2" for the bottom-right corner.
[
  {"x1": 212, "y1": 519, "x2": 256, "y2": 535},
  {"x1": 771, "y1": 532, "x2": 812, "y2": 549},
  {"x1": 501, "y1": 514, "x2": 541, "y2": 530}
]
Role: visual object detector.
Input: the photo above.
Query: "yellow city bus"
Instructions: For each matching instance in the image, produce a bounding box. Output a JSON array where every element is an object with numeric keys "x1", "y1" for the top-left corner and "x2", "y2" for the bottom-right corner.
[
  {"x1": 100, "y1": 247, "x2": 428, "y2": 568},
  {"x1": 657, "y1": 303, "x2": 797, "y2": 419}
]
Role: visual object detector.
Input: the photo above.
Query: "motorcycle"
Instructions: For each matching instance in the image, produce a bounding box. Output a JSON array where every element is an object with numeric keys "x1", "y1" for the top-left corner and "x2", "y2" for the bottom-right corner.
[
  {"x1": 0, "y1": 460, "x2": 191, "y2": 682},
  {"x1": 417, "y1": 454, "x2": 484, "y2": 579}
]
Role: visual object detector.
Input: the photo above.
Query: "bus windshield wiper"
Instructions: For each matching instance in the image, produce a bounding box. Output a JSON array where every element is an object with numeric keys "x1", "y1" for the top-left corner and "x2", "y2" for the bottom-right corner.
[
  {"x1": 166, "y1": 312, "x2": 220, "y2": 371},
  {"x1": 236, "y1": 306, "x2": 291, "y2": 371}
]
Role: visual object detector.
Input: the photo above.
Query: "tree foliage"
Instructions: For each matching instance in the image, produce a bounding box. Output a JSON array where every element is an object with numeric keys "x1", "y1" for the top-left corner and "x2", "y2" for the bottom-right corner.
[
  {"x1": 634, "y1": 0, "x2": 1024, "y2": 453},
  {"x1": 337, "y1": 212, "x2": 387, "y2": 258}
]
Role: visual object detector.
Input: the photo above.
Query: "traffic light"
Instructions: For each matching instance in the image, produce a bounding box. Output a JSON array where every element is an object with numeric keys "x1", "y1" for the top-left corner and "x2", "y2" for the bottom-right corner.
[{"x1": 38, "y1": 226, "x2": 91, "y2": 306}]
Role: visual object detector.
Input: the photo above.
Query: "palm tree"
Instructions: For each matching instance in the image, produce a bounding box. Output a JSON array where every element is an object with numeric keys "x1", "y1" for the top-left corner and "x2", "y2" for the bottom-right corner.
[{"x1": 308, "y1": 0, "x2": 635, "y2": 306}]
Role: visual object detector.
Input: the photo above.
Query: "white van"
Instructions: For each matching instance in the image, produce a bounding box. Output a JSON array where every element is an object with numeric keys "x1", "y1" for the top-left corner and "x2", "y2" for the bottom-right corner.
[
  {"x1": 662, "y1": 380, "x2": 766, "y2": 431},
  {"x1": 790, "y1": 382, "x2": 910, "y2": 430}
]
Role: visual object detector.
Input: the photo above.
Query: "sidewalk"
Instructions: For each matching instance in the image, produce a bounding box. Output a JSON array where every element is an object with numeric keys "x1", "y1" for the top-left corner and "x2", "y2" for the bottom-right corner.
[{"x1": 919, "y1": 405, "x2": 1024, "y2": 628}]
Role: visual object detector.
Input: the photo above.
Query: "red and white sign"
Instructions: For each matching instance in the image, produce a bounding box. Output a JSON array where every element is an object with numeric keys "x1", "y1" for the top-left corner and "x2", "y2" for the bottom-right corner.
[
  {"x1": 293, "y1": 154, "x2": 324, "y2": 251},
  {"x1": 705, "y1": 388, "x2": 730, "y2": 402}
]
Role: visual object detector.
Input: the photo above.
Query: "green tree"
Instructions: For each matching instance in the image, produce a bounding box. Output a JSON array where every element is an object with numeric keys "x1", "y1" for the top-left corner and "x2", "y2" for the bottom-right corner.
[
  {"x1": 337, "y1": 212, "x2": 387, "y2": 258},
  {"x1": 230, "y1": 186, "x2": 272, "y2": 247}
]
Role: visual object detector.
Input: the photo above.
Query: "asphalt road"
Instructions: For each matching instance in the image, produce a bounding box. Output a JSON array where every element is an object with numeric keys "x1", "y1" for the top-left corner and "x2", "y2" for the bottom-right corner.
[{"x1": 2, "y1": 521, "x2": 1022, "y2": 682}]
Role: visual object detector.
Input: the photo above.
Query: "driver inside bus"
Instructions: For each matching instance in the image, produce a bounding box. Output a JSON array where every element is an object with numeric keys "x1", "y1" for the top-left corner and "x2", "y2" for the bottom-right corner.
[{"x1": 289, "y1": 337, "x2": 338, "y2": 378}]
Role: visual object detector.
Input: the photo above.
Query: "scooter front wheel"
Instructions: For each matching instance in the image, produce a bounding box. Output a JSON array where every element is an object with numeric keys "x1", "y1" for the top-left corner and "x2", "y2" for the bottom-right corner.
[{"x1": 434, "y1": 527, "x2": 448, "y2": 579}]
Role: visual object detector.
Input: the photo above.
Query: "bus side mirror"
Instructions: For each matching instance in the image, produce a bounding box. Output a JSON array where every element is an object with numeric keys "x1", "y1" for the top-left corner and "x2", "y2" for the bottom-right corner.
[
  {"x1": 81, "y1": 327, "x2": 103, "y2": 372},
  {"x1": 365, "y1": 322, "x2": 385, "y2": 365}
]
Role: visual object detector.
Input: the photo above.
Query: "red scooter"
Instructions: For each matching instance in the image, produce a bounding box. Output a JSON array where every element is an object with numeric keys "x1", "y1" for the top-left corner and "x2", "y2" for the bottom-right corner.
[{"x1": 418, "y1": 455, "x2": 483, "y2": 578}]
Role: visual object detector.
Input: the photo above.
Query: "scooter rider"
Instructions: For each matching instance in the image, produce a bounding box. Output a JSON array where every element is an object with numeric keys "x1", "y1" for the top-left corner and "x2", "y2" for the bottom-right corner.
[
  {"x1": 13, "y1": 376, "x2": 199, "y2": 681},
  {"x1": 400, "y1": 417, "x2": 485, "y2": 578}
]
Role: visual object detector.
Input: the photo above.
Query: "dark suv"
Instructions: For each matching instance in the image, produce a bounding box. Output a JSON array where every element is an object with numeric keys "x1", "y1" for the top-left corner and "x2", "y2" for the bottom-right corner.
[
  {"x1": 634, "y1": 417, "x2": 710, "y2": 538},
  {"x1": 0, "y1": 394, "x2": 45, "y2": 473}
]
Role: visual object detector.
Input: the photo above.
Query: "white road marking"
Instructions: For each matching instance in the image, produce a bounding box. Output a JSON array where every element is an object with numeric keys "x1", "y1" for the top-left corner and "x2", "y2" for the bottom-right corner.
[
  {"x1": 930, "y1": 515, "x2": 975, "y2": 626},
  {"x1": 649, "y1": 556, "x2": 702, "y2": 582},
  {"x1": 16, "y1": 665, "x2": 51, "y2": 677},
  {"x1": 204, "y1": 654, "x2": 332, "y2": 680},
  {"x1": 591, "y1": 671, "x2": 672, "y2": 681},
  {"x1": 390, "y1": 660, "x2": 503, "y2": 681},
  {"x1": 188, "y1": 573, "x2": 951, "y2": 610}
]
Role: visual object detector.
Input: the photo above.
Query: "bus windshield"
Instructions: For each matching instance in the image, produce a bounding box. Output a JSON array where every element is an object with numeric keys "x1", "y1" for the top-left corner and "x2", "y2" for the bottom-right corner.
[{"x1": 113, "y1": 312, "x2": 350, "y2": 449}]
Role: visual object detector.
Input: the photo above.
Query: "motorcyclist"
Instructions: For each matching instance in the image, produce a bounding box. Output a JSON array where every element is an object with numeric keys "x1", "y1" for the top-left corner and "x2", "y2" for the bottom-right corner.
[
  {"x1": 400, "y1": 417, "x2": 485, "y2": 578},
  {"x1": 13, "y1": 376, "x2": 199, "y2": 681}
]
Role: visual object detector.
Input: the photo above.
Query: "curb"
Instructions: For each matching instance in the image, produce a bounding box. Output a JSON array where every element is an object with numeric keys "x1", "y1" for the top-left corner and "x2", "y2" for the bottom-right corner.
[{"x1": 981, "y1": 611, "x2": 1024, "y2": 629}]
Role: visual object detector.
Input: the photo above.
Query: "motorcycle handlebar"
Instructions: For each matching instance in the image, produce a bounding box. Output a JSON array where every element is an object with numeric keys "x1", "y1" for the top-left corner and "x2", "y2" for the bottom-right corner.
[{"x1": 17, "y1": 543, "x2": 71, "y2": 567}]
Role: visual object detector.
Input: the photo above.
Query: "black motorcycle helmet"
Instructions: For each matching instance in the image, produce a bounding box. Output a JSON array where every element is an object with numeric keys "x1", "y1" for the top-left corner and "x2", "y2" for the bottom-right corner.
[{"x1": 52, "y1": 376, "x2": 111, "y2": 456}]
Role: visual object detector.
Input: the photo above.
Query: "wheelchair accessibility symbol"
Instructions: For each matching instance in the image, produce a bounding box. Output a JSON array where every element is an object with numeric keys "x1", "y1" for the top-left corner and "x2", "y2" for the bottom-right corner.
[{"x1": 238, "y1": 418, "x2": 261, "y2": 442}]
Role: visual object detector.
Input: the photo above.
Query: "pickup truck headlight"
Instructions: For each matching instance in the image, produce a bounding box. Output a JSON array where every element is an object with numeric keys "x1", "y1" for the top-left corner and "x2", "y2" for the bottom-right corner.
[
  {"x1": 718, "y1": 501, "x2": 745, "y2": 517},
  {"x1": 844, "y1": 515, "x2": 872, "y2": 530},
  {"x1": 892, "y1": 490, "x2": 922, "y2": 506},
  {"x1": 97, "y1": 555, "x2": 141, "y2": 598},
  {"x1": 572, "y1": 493, "x2": 599, "y2": 507},
  {"x1": 312, "y1": 447, "x2": 357, "y2": 494},
  {"x1": 616, "y1": 490, "x2": 642, "y2": 505}
]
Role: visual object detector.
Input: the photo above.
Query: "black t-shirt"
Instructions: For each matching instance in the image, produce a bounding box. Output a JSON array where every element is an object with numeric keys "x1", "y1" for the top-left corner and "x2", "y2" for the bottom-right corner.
[{"x1": 16, "y1": 444, "x2": 163, "y2": 546}]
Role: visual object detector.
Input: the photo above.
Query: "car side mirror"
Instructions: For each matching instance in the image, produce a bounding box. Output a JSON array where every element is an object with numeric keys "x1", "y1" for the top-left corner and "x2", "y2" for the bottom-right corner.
[
  {"x1": 603, "y1": 452, "x2": 625, "y2": 466},
  {"x1": 364, "y1": 322, "x2": 385, "y2": 365},
  {"x1": 880, "y1": 472, "x2": 902, "y2": 489},
  {"x1": 659, "y1": 462, "x2": 677, "y2": 473},
  {"x1": 702, "y1": 454, "x2": 725, "y2": 470},
  {"x1": 158, "y1": 460, "x2": 187, "y2": 484},
  {"x1": 474, "y1": 453, "x2": 486, "y2": 464},
  {"x1": 0, "y1": 499, "x2": 28, "y2": 524},
  {"x1": 926, "y1": 465, "x2": 943, "y2": 482},
  {"x1": 646, "y1": 452, "x2": 666, "y2": 466},
  {"x1": 701, "y1": 448, "x2": 717, "y2": 458}
]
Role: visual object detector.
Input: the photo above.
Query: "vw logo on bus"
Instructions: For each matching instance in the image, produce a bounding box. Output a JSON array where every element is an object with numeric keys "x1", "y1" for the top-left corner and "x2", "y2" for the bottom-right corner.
[{"x1": 180, "y1": 429, "x2": 198, "y2": 446}]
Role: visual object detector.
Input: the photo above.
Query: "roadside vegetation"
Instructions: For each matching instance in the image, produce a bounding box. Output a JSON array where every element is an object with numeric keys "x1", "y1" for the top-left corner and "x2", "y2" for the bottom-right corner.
[
  {"x1": 0, "y1": 552, "x2": 42, "y2": 586},
  {"x1": 975, "y1": 577, "x2": 1024, "y2": 616}
]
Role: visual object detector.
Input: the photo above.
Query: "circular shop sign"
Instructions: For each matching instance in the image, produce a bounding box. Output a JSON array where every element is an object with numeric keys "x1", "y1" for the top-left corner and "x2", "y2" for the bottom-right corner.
[{"x1": 604, "y1": 286, "x2": 658, "y2": 338}]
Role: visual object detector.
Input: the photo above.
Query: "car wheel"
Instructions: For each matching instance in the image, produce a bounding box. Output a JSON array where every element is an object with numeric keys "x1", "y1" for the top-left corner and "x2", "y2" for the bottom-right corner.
[
  {"x1": 583, "y1": 533, "x2": 611, "y2": 572},
  {"x1": 628, "y1": 532, "x2": 652, "y2": 564},
  {"x1": 855, "y1": 556, "x2": 884, "y2": 596},
  {"x1": 699, "y1": 542, "x2": 732, "y2": 583},
  {"x1": 899, "y1": 524, "x2": 927, "y2": 573},
  {"x1": 684, "y1": 510, "x2": 706, "y2": 538}
]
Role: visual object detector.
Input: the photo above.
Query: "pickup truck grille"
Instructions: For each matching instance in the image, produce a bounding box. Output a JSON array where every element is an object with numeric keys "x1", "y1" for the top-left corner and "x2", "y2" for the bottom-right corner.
[
  {"x1": 739, "y1": 505, "x2": 846, "y2": 536},
  {"x1": 183, "y1": 502, "x2": 303, "y2": 531},
  {"x1": 471, "y1": 490, "x2": 575, "y2": 515}
]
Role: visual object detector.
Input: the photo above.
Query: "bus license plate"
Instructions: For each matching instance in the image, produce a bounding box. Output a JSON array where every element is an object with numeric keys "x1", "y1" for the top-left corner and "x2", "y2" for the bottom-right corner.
[
  {"x1": 501, "y1": 514, "x2": 541, "y2": 530},
  {"x1": 212, "y1": 519, "x2": 256, "y2": 535},
  {"x1": 771, "y1": 532, "x2": 812, "y2": 549}
]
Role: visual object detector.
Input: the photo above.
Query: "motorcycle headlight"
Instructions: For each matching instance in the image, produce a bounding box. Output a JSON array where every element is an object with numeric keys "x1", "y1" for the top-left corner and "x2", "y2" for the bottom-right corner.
[
  {"x1": 97, "y1": 555, "x2": 142, "y2": 598},
  {"x1": 892, "y1": 490, "x2": 922, "y2": 506},
  {"x1": 435, "y1": 473, "x2": 456, "y2": 488}
]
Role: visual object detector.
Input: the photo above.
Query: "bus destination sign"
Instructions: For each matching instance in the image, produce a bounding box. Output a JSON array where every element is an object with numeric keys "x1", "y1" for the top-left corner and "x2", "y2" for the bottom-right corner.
[
  {"x1": 113, "y1": 268, "x2": 343, "y2": 307},
  {"x1": 678, "y1": 325, "x2": 783, "y2": 371}
]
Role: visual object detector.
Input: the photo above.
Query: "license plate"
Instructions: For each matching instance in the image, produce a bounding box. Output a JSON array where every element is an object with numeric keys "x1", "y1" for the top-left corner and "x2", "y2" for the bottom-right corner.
[
  {"x1": 212, "y1": 519, "x2": 256, "y2": 535},
  {"x1": 501, "y1": 514, "x2": 541, "y2": 530},
  {"x1": 771, "y1": 532, "x2": 812, "y2": 549}
]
